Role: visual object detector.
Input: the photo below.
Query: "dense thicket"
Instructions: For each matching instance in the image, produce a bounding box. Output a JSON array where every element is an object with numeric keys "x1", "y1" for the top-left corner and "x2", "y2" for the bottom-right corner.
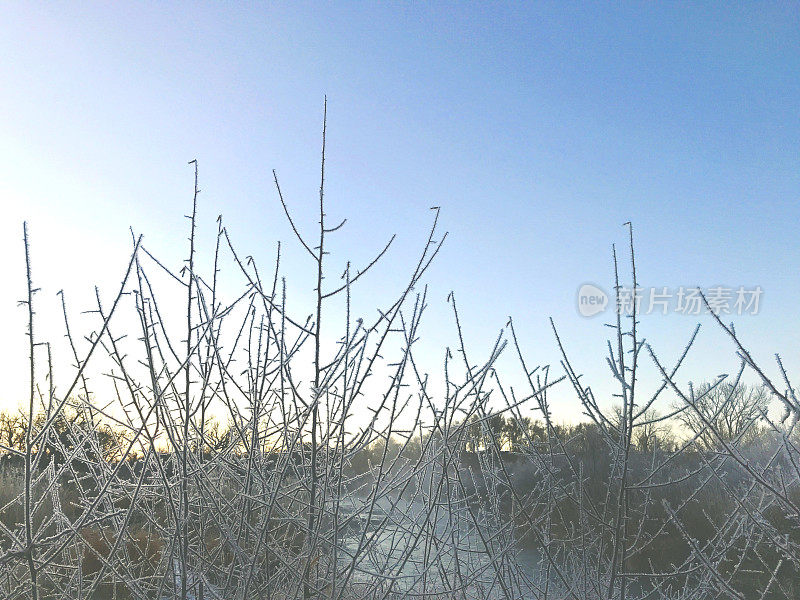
[{"x1": 1, "y1": 120, "x2": 798, "y2": 599}]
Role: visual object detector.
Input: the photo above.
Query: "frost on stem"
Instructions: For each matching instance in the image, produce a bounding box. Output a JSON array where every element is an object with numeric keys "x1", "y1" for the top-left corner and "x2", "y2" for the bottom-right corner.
[{"x1": 1, "y1": 125, "x2": 798, "y2": 600}]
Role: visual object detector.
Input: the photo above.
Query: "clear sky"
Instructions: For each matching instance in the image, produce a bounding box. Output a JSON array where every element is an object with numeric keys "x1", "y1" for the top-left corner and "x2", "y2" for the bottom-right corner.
[{"x1": 1, "y1": 3, "x2": 798, "y2": 420}]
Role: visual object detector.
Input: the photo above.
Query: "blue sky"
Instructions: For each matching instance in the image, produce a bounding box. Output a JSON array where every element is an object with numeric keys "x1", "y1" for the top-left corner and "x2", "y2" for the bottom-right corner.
[{"x1": 1, "y1": 3, "x2": 798, "y2": 419}]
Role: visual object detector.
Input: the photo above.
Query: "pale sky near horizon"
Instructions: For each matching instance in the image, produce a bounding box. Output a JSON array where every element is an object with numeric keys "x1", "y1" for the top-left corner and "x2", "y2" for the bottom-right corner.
[{"x1": 1, "y1": 3, "x2": 798, "y2": 421}]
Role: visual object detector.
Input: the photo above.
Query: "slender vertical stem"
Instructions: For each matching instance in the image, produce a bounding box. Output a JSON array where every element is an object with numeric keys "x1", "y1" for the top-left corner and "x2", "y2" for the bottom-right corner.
[
  {"x1": 607, "y1": 243, "x2": 627, "y2": 600},
  {"x1": 22, "y1": 222, "x2": 39, "y2": 600},
  {"x1": 181, "y1": 160, "x2": 199, "y2": 600},
  {"x1": 304, "y1": 96, "x2": 327, "y2": 600}
]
